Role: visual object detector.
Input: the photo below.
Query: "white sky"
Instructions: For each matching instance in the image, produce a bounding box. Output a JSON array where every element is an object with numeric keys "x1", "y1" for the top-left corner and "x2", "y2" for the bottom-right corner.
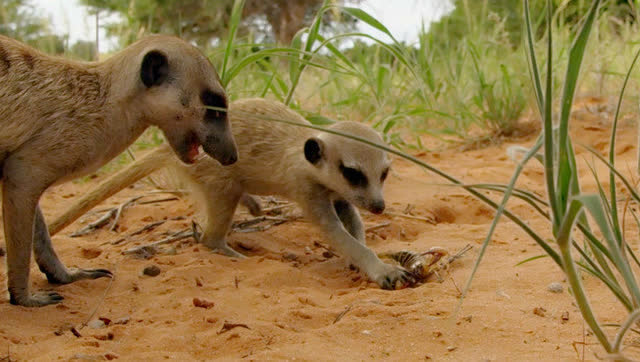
[{"x1": 32, "y1": 0, "x2": 454, "y2": 50}]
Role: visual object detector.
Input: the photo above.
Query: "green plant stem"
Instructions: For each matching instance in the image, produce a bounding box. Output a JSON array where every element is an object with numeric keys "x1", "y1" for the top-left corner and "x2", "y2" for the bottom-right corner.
[
  {"x1": 557, "y1": 200, "x2": 612, "y2": 353},
  {"x1": 613, "y1": 309, "x2": 640, "y2": 352}
]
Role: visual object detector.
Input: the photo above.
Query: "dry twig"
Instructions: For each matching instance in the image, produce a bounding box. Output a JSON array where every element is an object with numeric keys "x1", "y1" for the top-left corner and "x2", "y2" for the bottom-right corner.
[
  {"x1": 122, "y1": 228, "x2": 193, "y2": 258},
  {"x1": 71, "y1": 192, "x2": 182, "y2": 237},
  {"x1": 217, "y1": 321, "x2": 250, "y2": 335},
  {"x1": 365, "y1": 221, "x2": 391, "y2": 232},
  {"x1": 231, "y1": 215, "x2": 296, "y2": 233},
  {"x1": 386, "y1": 211, "x2": 436, "y2": 224},
  {"x1": 333, "y1": 305, "x2": 352, "y2": 324},
  {"x1": 79, "y1": 267, "x2": 117, "y2": 330}
]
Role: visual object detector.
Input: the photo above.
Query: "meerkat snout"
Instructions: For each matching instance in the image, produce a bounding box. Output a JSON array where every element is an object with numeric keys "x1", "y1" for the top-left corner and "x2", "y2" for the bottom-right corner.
[{"x1": 198, "y1": 89, "x2": 238, "y2": 165}]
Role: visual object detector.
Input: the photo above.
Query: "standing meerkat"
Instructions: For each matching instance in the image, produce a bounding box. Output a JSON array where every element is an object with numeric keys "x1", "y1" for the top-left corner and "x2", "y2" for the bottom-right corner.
[
  {"x1": 51, "y1": 98, "x2": 414, "y2": 290},
  {"x1": 0, "y1": 34, "x2": 238, "y2": 307}
]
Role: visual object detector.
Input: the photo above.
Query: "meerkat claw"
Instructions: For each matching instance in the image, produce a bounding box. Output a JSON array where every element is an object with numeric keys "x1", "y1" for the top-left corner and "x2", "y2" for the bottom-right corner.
[
  {"x1": 10, "y1": 291, "x2": 64, "y2": 307},
  {"x1": 45, "y1": 268, "x2": 113, "y2": 285}
]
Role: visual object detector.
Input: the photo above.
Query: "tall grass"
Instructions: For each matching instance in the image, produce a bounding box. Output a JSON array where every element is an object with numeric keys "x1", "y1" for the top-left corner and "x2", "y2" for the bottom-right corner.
[{"x1": 462, "y1": 0, "x2": 640, "y2": 357}]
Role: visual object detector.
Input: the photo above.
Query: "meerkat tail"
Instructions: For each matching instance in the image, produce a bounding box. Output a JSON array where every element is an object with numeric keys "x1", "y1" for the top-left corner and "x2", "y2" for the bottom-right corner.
[{"x1": 48, "y1": 144, "x2": 173, "y2": 236}]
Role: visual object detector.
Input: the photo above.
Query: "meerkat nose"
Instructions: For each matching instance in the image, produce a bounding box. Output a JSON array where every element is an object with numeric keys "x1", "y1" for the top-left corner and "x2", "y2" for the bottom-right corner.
[{"x1": 370, "y1": 200, "x2": 385, "y2": 214}]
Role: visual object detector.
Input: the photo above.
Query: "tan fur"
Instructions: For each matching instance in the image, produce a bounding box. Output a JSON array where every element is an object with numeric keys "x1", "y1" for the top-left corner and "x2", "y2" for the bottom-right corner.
[
  {"x1": 52, "y1": 99, "x2": 412, "y2": 290},
  {"x1": 0, "y1": 34, "x2": 238, "y2": 306}
]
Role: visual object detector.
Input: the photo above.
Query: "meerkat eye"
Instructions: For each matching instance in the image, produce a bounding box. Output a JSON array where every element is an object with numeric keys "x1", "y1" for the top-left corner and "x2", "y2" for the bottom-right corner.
[
  {"x1": 200, "y1": 90, "x2": 227, "y2": 122},
  {"x1": 339, "y1": 163, "x2": 368, "y2": 187},
  {"x1": 381, "y1": 168, "x2": 389, "y2": 182}
]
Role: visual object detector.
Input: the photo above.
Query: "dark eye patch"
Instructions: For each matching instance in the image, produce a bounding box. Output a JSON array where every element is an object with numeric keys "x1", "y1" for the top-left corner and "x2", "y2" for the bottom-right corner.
[
  {"x1": 380, "y1": 168, "x2": 389, "y2": 182},
  {"x1": 201, "y1": 90, "x2": 227, "y2": 122},
  {"x1": 340, "y1": 162, "x2": 368, "y2": 188}
]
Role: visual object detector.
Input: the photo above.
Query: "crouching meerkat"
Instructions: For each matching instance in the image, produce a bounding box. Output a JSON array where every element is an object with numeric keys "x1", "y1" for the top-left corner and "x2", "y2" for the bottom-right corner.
[
  {"x1": 51, "y1": 98, "x2": 414, "y2": 290},
  {"x1": 0, "y1": 34, "x2": 238, "y2": 306}
]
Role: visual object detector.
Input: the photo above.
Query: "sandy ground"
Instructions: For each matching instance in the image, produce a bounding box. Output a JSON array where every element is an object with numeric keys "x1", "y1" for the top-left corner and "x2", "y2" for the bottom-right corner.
[{"x1": 0, "y1": 97, "x2": 638, "y2": 361}]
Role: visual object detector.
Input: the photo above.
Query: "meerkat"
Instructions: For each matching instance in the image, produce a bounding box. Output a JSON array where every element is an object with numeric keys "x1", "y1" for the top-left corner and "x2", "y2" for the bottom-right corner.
[
  {"x1": 51, "y1": 98, "x2": 414, "y2": 290},
  {"x1": 0, "y1": 34, "x2": 239, "y2": 307}
]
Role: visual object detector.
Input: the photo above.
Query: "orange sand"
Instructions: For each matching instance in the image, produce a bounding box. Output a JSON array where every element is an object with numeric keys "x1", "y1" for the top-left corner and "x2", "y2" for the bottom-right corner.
[{"x1": 0, "y1": 97, "x2": 637, "y2": 361}]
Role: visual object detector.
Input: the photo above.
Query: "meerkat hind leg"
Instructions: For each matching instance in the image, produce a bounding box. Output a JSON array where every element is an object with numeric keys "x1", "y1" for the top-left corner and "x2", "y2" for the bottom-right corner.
[
  {"x1": 33, "y1": 206, "x2": 112, "y2": 284},
  {"x1": 3, "y1": 173, "x2": 63, "y2": 306},
  {"x1": 200, "y1": 186, "x2": 246, "y2": 258}
]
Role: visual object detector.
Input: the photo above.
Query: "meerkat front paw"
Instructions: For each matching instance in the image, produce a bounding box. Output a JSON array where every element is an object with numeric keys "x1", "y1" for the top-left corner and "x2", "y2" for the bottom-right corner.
[{"x1": 371, "y1": 263, "x2": 415, "y2": 290}]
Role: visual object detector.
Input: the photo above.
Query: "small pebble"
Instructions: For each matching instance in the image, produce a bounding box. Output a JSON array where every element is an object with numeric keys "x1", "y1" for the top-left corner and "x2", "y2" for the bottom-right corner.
[
  {"x1": 533, "y1": 307, "x2": 547, "y2": 317},
  {"x1": 547, "y1": 282, "x2": 563, "y2": 293},
  {"x1": 87, "y1": 319, "x2": 106, "y2": 329},
  {"x1": 114, "y1": 316, "x2": 130, "y2": 325},
  {"x1": 142, "y1": 265, "x2": 161, "y2": 277},
  {"x1": 447, "y1": 346, "x2": 457, "y2": 352},
  {"x1": 361, "y1": 330, "x2": 372, "y2": 335},
  {"x1": 304, "y1": 246, "x2": 313, "y2": 254},
  {"x1": 163, "y1": 246, "x2": 177, "y2": 255},
  {"x1": 104, "y1": 352, "x2": 119, "y2": 360},
  {"x1": 283, "y1": 252, "x2": 298, "y2": 261},
  {"x1": 193, "y1": 297, "x2": 215, "y2": 309},
  {"x1": 322, "y1": 251, "x2": 335, "y2": 258}
]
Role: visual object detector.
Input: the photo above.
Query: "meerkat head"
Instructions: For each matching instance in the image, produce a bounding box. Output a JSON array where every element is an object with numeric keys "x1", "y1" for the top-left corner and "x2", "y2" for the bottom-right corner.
[
  {"x1": 304, "y1": 121, "x2": 390, "y2": 214},
  {"x1": 132, "y1": 35, "x2": 238, "y2": 166}
]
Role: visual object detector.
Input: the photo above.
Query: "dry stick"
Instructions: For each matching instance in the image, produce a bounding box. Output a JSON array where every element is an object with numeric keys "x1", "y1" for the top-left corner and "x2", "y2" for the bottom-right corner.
[
  {"x1": 78, "y1": 264, "x2": 118, "y2": 330},
  {"x1": 71, "y1": 208, "x2": 117, "y2": 237},
  {"x1": 260, "y1": 203, "x2": 293, "y2": 214},
  {"x1": 110, "y1": 196, "x2": 144, "y2": 231},
  {"x1": 72, "y1": 192, "x2": 182, "y2": 237},
  {"x1": 333, "y1": 305, "x2": 352, "y2": 324},
  {"x1": 365, "y1": 221, "x2": 391, "y2": 232},
  {"x1": 386, "y1": 211, "x2": 436, "y2": 224},
  {"x1": 444, "y1": 244, "x2": 473, "y2": 264},
  {"x1": 217, "y1": 322, "x2": 250, "y2": 335},
  {"x1": 233, "y1": 216, "x2": 289, "y2": 229},
  {"x1": 122, "y1": 228, "x2": 193, "y2": 256},
  {"x1": 128, "y1": 220, "x2": 166, "y2": 237},
  {"x1": 109, "y1": 220, "x2": 168, "y2": 246},
  {"x1": 137, "y1": 197, "x2": 179, "y2": 205},
  {"x1": 231, "y1": 215, "x2": 295, "y2": 233}
]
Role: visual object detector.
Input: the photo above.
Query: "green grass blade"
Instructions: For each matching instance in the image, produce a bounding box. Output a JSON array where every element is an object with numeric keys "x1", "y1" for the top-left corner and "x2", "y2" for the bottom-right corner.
[
  {"x1": 556, "y1": 0, "x2": 601, "y2": 226},
  {"x1": 342, "y1": 6, "x2": 399, "y2": 43},
  {"x1": 608, "y1": 47, "x2": 640, "y2": 238},
  {"x1": 221, "y1": 0, "x2": 246, "y2": 83},
  {"x1": 461, "y1": 137, "x2": 559, "y2": 305},
  {"x1": 581, "y1": 145, "x2": 640, "y2": 204},
  {"x1": 523, "y1": 0, "x2": 544, "y2": 114},
  {"x1": 515, "y1": 254, "x2": 548, "y2": 266},
  {"x1": 576, "y1": 194, "x2": 640, "y2": 307},
  {"x1": 614, "y1": 309, "x2": 640, "y2": 352},
  {"x1": 540, "y1": 0, "x2": 560, "y2": 227}
]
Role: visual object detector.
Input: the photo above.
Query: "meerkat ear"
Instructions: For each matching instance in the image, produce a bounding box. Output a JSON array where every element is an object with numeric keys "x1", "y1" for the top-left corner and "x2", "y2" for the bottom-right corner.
[
  {"x1": 304, "y1": 137, "x2": 324, "y2": 165},
  {"x1": 140, "y1": 50, "x2": 169, "y2": 88}
]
